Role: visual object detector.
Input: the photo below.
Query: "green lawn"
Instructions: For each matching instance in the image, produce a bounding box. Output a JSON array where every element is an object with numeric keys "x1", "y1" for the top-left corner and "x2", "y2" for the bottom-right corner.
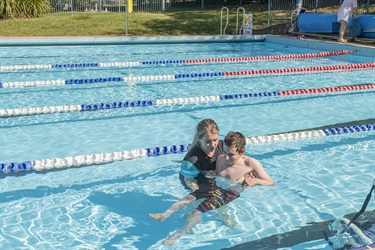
[
  {"x1": 1, "y1": 2, "x2": 374, "y2": 37},
  {"x1": 0, "y1": 6, "x2": 271, "y2": 37}
]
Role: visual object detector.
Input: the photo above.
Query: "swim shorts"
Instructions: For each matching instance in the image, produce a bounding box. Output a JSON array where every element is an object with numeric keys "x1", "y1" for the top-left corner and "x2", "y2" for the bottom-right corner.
[{"x1": 196, "y1": 186, "x2": 240, "y2": 213}]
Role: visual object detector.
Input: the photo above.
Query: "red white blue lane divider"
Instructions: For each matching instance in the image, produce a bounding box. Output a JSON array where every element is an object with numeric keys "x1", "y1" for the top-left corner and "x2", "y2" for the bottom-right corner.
[
  {"x1": 1, "y1": 62, "x2": 374, "y2": 89},
  {"x1": 0, "y1": 50, "x2": 354, "y2": 72},
  {"x1": 1, "y1": 122, "x2": 374, "y2": 174},
  {"x1": 1, "y1": 83, "x2": 374, "y2": 117}
]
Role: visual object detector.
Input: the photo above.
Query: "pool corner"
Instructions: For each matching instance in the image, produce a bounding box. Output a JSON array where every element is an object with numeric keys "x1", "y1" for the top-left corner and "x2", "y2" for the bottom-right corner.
[{"x1": 265, "y1": 35, "x2": 375, "y2": 58}]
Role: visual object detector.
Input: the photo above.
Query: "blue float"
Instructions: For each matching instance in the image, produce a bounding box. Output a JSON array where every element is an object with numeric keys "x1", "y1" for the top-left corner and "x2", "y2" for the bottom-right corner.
[{"x1": 297, "y1": 13, "x2": 375, "y2": 39}]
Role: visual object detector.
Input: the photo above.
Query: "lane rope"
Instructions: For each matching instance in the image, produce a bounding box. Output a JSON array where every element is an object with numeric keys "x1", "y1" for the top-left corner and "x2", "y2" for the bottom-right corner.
[
  {"x1": 0, "y1": 50, "x2": 354, "y2": 72},
  {"x1": 1, "y1": 83, "x2": 374, "y2": 118},
  {"x1": 1, "y1": 62, "x2": 374, "y2": 89},
  {"x1": 1, "y1": 122, "x2": 374, "y2": 174}
]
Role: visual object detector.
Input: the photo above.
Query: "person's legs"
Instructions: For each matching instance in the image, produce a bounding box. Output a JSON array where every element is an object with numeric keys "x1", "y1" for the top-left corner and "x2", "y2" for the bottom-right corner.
[
  {"x1": 149, "y1": 194, "x2": 196, "y2": 222},
  {"x1": 182, "y1": 198, "x2": 204, "y2": 234},
  {"x1": 163, "y1": 210, "x2": 202, "y2": 245},
  {"x1": 339, "y1": 20, "x2": 348, "y2": 42},
  {"x1": 217, "y1": 205, "x2": 238, "y2": 228}
]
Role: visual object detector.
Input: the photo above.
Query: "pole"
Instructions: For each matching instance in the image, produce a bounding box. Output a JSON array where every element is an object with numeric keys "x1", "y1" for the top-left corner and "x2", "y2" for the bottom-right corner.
[
  {"x1": 267, "y1": 0, "x2": 271, "y2": 26},
  {"x1": 125, "y1": 2, "x2": 129, "y2": 35},
  {"x1": 127, "y1": 0, "x2": 133, "y2": 13}
]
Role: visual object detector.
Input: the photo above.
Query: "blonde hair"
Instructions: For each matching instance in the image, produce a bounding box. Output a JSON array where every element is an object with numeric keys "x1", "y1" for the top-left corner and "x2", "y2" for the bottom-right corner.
[{"x1": 189, "y1": 119, "x2": 219, "y2": 152}]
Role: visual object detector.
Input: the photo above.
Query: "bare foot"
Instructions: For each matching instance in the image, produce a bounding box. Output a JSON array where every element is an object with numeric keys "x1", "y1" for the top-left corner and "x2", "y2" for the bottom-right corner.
[
  {"x1": 148, "y1": 213, "x2": 167, "y2": 222},
  {"x1": 163, "y1": 239, "x2": 175, "y2": 245},
  {"x1": 218, "y1": 212, "x2": 238, "y2": 228}
]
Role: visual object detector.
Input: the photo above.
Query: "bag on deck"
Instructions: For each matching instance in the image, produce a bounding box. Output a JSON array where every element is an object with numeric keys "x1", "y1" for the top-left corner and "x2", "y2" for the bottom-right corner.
[{"x1": 350, "y1": 18, "x2": 362, "y2": 38}]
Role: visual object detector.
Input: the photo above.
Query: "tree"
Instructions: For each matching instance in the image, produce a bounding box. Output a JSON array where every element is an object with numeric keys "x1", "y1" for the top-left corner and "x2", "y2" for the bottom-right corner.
[{"x1": 0, "y1": 0, "x2": 51, "y2": 19}]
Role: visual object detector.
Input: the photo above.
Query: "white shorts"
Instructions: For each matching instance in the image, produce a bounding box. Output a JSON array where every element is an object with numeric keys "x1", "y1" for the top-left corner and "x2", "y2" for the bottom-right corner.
[{"x1": 338, "y1": 10, "x2": 351, "y2": 22}]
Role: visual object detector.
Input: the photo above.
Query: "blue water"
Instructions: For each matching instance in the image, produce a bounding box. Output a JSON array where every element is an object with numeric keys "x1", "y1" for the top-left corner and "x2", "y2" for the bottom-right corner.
[{"x1": 0, "y1": 40, "x2": 374, "y2": 250}]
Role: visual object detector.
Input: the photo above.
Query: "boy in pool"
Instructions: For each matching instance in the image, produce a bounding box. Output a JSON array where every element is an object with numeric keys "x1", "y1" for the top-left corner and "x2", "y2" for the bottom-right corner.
[{"x1": 149, "y1": 131, "x2": 275, "y2": 245}]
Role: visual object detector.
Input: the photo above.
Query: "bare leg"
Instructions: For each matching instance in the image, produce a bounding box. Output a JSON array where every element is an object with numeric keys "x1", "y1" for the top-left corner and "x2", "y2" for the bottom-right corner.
[
  {"x1": 163, "y1": 210, "x2": 202, "y2": 245},
  {"x1": 217, "y1": 205, "x2": 238, "y2": 228},
  {"x1": 183, "y1": 200, "x2": 203, "y2": 234},
  {"x1": 149, "y1": 194, "x2": 196, "y2": 222},
  {"x1": 339, "y1": 20, "x2": 347, "y2": 42}
]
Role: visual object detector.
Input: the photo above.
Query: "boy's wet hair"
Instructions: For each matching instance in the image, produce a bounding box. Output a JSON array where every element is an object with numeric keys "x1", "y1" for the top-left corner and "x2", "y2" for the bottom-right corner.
[{"x1": 224, "y1": 131, "x2": 246, "y2": 153}]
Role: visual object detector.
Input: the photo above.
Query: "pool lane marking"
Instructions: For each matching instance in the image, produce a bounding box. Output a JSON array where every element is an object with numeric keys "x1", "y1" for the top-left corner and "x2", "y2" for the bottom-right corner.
[
  {"x1": 1, "y1": 83, "x2": 374, "y2": 117},
  {"x1": 1, "y1": 122, "x2": 374, "y2": 174},
  {"x1": 1, "y1": 61, "x2": 374, "y2": 89},
  {"x1": 0, "y1": 50, "x2": 354, "y2": 72}
]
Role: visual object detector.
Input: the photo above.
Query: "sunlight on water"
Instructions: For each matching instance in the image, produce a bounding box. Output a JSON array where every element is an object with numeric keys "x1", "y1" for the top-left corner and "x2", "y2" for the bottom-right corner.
[{"x1": 0, "y1": 40, "x2": 374, "y2": 249}]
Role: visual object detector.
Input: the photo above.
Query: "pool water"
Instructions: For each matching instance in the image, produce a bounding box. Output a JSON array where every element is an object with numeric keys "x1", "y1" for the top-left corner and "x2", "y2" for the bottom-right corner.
[{"x1": 0, "y1": 40, "x2": 374, "y2": 250}]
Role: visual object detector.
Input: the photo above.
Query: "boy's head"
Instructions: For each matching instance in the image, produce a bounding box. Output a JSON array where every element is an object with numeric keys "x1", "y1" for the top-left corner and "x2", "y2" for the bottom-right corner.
[{"x1": 224, "y1": 131, "x2": 246, "y2": 154}]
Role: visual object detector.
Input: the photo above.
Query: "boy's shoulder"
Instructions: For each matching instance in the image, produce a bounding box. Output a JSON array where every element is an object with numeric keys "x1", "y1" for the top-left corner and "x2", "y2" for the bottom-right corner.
[{"x1": 243, "y1": 156, "x2": 261, "y2": 167}]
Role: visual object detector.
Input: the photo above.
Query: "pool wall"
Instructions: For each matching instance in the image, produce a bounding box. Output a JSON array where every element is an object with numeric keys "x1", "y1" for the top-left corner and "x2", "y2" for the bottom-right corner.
[
  {"x1": 1, "y1": 35, "x2": 374, "y2": 58},
  {"x1": 0, "y1": 35, "x2": 266, "y2": 46}
]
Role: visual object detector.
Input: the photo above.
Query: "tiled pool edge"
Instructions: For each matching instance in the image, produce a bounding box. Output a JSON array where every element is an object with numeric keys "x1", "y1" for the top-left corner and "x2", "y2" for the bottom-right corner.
[{"x1": 265, "y1": 35, "x2": 375, "y2": 58}]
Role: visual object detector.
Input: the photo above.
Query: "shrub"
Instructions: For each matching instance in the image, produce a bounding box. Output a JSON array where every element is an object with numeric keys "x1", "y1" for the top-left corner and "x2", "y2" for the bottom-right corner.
[{"x1": 0, "y1": 0, "x2": 51, "y2": 19}]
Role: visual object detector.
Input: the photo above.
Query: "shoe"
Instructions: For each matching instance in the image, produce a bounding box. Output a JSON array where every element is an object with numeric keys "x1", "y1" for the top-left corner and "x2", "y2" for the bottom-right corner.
[{"x1": 338, "y1": 38, "x2": 347, "y2": 43}]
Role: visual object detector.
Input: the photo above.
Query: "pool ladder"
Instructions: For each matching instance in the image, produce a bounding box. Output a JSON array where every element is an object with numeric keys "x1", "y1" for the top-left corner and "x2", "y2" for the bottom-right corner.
[{"x1": 220, "y1": 7, "x2": 248, "y2": 35}]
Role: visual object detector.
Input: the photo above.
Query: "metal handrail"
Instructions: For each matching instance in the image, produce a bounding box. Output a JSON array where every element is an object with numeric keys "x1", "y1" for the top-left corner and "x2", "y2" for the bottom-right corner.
[
  {"x1": 236, "y1": 7, "x2": 246, "y2": 35},
  {"x1": 220, "y1": 7, "x2": 229, "y2": 35}
]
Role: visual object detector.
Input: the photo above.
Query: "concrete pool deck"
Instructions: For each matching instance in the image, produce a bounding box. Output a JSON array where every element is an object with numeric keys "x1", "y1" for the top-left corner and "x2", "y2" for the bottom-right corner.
[{"x1": 266, "y1": 35, "x2": 375, "y2": 58}]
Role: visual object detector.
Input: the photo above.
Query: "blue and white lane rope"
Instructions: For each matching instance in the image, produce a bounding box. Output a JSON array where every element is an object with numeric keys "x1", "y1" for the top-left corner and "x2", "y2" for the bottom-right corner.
[
  {"x1": 0, "y1": 50, "x2": 354, "y2": 72},
  {"x1": 1, "y1": 123, "x2": 374, "y2": 174},
  {"x1": 1, "y1": 83, "x2": 374, "y2": 118},
  {"x1": 1, "y1": 62, "x2": 374, "y2": 89}
]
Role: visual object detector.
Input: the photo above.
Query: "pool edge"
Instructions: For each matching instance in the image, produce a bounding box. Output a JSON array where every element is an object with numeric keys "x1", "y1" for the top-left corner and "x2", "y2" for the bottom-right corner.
[
  {"x1": 2, "y1": 34, "x2": 374, "y2": 58},
  {"x1": 0, "y1": 35, "x2": 266, "y2": 46},
  {"x1": 266, "y1": 35, "x2": 375, "y2": 58}
]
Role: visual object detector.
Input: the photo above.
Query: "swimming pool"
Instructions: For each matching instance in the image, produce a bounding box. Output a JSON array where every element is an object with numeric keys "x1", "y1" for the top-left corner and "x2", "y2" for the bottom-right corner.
[{"x1": 0, "y1": 36, "x2": 374, "y2": 250}]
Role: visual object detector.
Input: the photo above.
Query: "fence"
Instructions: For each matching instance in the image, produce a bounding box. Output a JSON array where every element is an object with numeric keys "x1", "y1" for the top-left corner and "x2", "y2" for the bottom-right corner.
[
  {"x1": 49, "y1": 0, "x2": 374, "y2": 22},
  {"x1": 50, "y1": 0, "x2": 244, "y2": 13}
]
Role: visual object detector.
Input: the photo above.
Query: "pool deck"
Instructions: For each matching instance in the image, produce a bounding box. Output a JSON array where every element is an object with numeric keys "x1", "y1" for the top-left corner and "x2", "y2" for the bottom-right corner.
[
  {"x1": 266, "y1": 35, "x2": 375, "y2": 58},
  {"x1": 0, "y1": 35, "x2": 374, "y2": 58}
]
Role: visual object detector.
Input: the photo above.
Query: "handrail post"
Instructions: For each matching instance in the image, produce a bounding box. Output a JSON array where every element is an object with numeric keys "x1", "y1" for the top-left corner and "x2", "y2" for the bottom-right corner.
[
  {"x1": 220, "y1": 7, "x2": 229, "y2": 35},
  {"x1": 236, "y1": 7, "x2": 246, "y2": 35},
  {"x1": 267, "y1": 0, "x2": 270, "y2": 26}
]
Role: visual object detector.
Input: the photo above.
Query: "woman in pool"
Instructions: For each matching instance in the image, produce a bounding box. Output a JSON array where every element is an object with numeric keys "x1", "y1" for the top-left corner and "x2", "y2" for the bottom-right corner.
[
  {"x1": 179, "y1": 118, "x2": 236, "y2": 225},
  {"x1": 178, "y1": 118, "x2": 255, "y2": 226},
  {"x1": 179, "y1": 118, "x2": 223, "y2": 193},
  {"x1": 180, "y1": 126, "x2": 274, "y2": 194},
  {"x1": 149, "y1": 131, "x2": 275, "y2": 245}
]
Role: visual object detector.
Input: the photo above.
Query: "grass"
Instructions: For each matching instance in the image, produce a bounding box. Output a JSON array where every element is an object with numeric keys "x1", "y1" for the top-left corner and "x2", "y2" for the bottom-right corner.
[
  {"x1": 1, "y1": 4, "x2": 372, "y2": 37},
  {"x1": 0, "y1": 5, "x2": 272, "y2": 37}
]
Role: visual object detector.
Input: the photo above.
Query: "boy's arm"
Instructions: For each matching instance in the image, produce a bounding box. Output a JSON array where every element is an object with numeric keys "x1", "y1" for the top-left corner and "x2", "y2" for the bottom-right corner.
[
  {"x1": 242, "y1": 158, "x2": 275, "y2": 187},
  {"x1": 214, "y1": 155, "x2": 225, "y2": 175}
]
